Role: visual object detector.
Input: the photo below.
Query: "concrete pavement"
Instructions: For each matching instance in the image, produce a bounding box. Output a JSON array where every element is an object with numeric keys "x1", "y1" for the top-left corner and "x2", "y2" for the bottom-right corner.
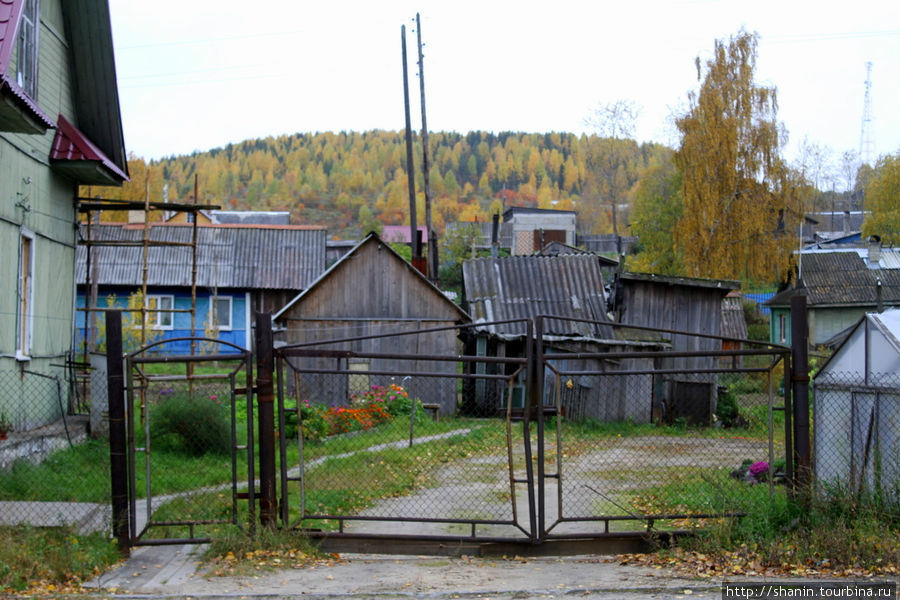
[{"x1": 80, "y1": 544, "x2": 724, "y2": 599}]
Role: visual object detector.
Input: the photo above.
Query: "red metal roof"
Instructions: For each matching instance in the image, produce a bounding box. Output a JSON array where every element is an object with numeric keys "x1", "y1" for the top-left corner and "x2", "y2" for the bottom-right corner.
[
  {"x1": 0, "y1": 0, "x2": 22, "y2": 69},
  {"x1": 50, "y1": 113, "x2": 127, "y2": 181}
]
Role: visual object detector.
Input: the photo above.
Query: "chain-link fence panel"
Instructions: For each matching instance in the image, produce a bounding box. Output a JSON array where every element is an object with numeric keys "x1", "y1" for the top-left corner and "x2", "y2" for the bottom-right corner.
[
  {"x1": 541, "y1": 344, "x2": 789, "y2": 536},
  {"x1": 277, "y1": 331, "x2": 536, "y2": 541},
  {"x1": 814, "y1": 372, "x2": 900, "y2": 504},
  {"x1": 127, "y1": 351, "x2": 253, "y2": 544},
  {"x1": 0, "y1": 366, "x2": 112, "y2": 535}
]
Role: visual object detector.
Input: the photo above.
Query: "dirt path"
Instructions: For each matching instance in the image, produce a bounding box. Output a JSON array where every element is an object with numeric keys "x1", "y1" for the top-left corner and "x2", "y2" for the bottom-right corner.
[{"x1": 347, "y1": 434, "x2": 775, "y2": 538}]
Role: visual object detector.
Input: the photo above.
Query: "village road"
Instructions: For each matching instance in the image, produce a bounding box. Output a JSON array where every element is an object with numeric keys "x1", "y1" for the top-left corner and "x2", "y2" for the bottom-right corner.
[{"x1": 82, "y1": 544, "x2": 725, "y2": 599}]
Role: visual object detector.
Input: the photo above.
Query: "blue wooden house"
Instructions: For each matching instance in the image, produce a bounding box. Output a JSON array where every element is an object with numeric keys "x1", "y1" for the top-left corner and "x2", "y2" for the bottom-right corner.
[{"x1": 75, "y1": 223, "x2": 327, "y2": 354}]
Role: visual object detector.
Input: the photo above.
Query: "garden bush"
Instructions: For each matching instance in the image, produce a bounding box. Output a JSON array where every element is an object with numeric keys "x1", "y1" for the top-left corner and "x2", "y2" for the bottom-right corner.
[{"x1": 150, "y1": 392, "x2": 232, "y2": 456}]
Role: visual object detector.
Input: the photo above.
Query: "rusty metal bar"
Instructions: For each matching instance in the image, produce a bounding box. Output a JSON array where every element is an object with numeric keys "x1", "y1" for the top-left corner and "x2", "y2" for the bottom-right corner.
[
  {"x1": 255, "y1": 313, "x2": 277, "y2": 528},
  {"x1": 543, "y1": 348, "x2": 789, "y2": 361},
  {"x1": 547, "y1": 367, "x2": 775, "y2": 377},
  {"x1": 282, "y1": 367, "x2": 515, "y2": 381},
  {"x1": 278, "y1": 318, "x2": 533, "y2": 350},
  {"x1": 106, "y1": 310, "x2": 130, "y2": 557},
  {"x1": 535, "y1": 313, "x2": 790, "y2": 351},
  {"x1": 280, "y1": 348, "x2": 526, "y2": 365}
]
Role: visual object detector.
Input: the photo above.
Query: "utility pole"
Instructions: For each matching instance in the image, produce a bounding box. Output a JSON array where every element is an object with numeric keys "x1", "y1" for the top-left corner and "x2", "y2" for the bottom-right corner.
[
  {"x1": 415, "y1": 13, "x2": 438, "y2": 282},
  {"x1": 401, "y1": 25, "x2": 420, "y2": 261}
]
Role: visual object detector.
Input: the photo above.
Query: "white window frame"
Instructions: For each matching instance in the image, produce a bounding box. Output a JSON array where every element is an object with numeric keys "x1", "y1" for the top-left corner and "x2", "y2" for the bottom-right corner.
[
  {"x1": 208, "y1": 295, "x2": 232, "y2": 331},
  {"x1": 16, "y1": 229, "x2": 35, "y2": 361},
  {"x1": 147, "y1": 294, "x2": 174, "y2": 330},
  {"x1": 15, "y1": 0, "x2": 39, "y2": 99},
  {"x1": 778, "y1": 313, "x2": 788, "y2": 344}
]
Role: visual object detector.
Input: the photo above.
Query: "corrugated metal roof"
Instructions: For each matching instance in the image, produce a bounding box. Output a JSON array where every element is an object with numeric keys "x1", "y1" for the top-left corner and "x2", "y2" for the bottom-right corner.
[
  {"x1": 721, "y1": 295, "x2": 749, "y2": 339},
  {"x1": 767, "y1": 249, "x2": 900, "y2": 307},
  {"x1": 76, "y1": 224, "x2": 326, "y2": 290},
  {"x1": 462, "y1": 254, "x2": 613, "y2": 339}
]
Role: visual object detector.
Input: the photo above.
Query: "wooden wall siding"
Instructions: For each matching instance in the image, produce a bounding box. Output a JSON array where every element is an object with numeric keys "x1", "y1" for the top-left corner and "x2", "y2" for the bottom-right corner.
[
  {"x1": 0, "y1": 0, "x2": 86, "y2": 428},
  {"x1": 294, "y1": 241, "x2": 462, "y2": 322},
  {"x1": 282, "y1": 321, "x2": 461, "y2": 415},
  {"x1": 543, "y1": 340, "x2": 659, "y2": 424}
]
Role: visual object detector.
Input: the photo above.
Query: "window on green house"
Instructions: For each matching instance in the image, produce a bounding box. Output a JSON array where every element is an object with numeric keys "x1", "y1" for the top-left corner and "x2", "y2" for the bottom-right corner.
[
  {"x1": 15, "y1": 0, "x2": 39, "y2": 99},
  {"x1": 16, "y1": 231, "x2": 35, "y2": 359}
]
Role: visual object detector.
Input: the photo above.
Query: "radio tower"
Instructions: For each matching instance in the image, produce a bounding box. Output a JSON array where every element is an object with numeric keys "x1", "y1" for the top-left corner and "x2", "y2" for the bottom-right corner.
[{"x1": 859, "y1": 61, "x2": 874, "y2": 166}]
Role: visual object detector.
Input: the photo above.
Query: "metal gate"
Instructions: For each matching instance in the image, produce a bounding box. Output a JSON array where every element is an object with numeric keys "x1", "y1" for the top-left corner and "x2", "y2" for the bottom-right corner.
[
  {"x1": 270, "y1": 317, "x2": 793, "y2": 554},
  {"x1": 124, "y1": 337, "x2": 254, "y2": 546}
]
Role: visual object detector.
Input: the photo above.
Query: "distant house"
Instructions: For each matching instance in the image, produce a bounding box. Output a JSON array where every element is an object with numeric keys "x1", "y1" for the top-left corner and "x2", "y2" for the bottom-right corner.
[
  {"x1": 503, "y1": 207, "x2": 577, "y2": 255},
  {"x1": 380, "y1": 225, "x2": 427, "y2": 245},
  {"x1": 1, "y1": 0, "x2": 128, "y2": 432},
  {"x1": 273, "y1": 233, "x2": 470, "y2": 415},
  {"x1": 765, "y1": 244, "x2": 900, "y2": 346},
  {"x1": 536, "y1": 241, "x2": 619, "y2": 280},
  {"x1": 576, "y1": 233, "x2": 639, "y2": 256},
  {"x1": 75, "y1": 223, "x2": 326, "y2": 353},
  {"x1": 813, "y1": 309, "x2": 900, "y2": 499},
  {"x1": 164, "y1": 209, "x2": 291, "y2": 226}
]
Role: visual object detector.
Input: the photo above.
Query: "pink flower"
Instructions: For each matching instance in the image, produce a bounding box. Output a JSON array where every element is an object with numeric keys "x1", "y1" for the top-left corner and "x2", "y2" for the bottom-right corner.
[{"x1": 749, "y1": 461, "x2": 769, "y2": 478}]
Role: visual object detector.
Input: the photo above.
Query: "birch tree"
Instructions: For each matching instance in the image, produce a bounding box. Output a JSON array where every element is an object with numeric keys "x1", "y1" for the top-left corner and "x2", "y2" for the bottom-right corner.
[{"x1": 674, "y1": 30, "x2": 796, "y2": 284}]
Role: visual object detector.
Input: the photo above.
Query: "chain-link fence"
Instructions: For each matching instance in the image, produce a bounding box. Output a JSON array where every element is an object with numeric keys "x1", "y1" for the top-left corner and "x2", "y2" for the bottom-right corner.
[
  {"x1": 125, "y1": 346, "x2": 253, "y2": 544},
  {"x1": 277, "y1": 343, "x2": 533, "y2": 540},
  {"x1": 278, "y1": 322, "x2": 792, "y2": 541},
  {"x1": 543, "y1": 365, "x2": 787, "y2": 536},
  {"x1": 814, "y1": 371, "x2": 900, "y2": 503},
  {"x1": 0, "y1": 365, "x2": 112, "y2": 534}
]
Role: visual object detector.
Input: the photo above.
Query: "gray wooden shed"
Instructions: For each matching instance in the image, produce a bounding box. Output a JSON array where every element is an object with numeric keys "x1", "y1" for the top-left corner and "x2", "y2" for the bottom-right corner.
[
  {"x1": 273, "y1": 233, "x2": 470, "y2": 415},
  {"x1": 611, "y1": 272, "x2": 741, "y2": 424}
]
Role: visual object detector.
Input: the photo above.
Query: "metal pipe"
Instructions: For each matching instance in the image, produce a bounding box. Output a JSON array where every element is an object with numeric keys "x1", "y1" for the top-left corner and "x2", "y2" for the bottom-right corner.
[{"x1": 255, "y1": 312, "x2": 277, "y2": 528}]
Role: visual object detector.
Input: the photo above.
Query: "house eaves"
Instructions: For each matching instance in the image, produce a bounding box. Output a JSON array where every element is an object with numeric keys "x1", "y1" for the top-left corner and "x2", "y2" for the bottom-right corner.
[
  {"x1": 50, "y1": 113, "x2": 128, "y2": 184},
  {"x1": 61, "y1": 0, "x2": 128, "y2": 178}
]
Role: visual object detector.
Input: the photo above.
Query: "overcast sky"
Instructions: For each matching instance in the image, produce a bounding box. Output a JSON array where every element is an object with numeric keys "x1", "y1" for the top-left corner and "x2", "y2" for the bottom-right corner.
[{"x1": 109, "y1": 0, "x2": 899, "y2": 181}]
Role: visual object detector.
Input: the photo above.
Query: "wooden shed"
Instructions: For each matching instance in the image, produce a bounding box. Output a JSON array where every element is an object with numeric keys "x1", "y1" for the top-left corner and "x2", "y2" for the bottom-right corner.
[
  {"x1": 273, "y1": 233, "x2": 470, "y2": 415},
  {"x1": 610, "y1": 272, "x2": 740, "y2": 424}
]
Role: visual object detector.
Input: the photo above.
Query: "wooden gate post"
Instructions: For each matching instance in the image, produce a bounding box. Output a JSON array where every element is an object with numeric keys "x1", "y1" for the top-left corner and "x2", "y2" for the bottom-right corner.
[
  {"x1": 254, "y1": 312, "x2": 278, "y2": 527},
  {"x1": 106, "y1": 310, "x2": 130, "y2": 556}
]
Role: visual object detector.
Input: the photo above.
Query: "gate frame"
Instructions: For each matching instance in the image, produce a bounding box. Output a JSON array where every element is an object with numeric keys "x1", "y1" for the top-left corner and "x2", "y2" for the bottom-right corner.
[
  {"x1": 116, "y1": 335, "x2": 254, "y2": 547},
  {"x1": 533, "y1": 314, "x2": 795, "y2": 542}
]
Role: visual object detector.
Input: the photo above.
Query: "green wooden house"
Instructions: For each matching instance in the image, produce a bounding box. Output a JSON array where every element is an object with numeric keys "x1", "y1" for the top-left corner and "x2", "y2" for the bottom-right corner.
[
  {"x1": 1, "y1": 0, "x2": 127, "y2": 433},
  {"x1": 765, "y1": 246, "x2": 900, "y2": 347}
]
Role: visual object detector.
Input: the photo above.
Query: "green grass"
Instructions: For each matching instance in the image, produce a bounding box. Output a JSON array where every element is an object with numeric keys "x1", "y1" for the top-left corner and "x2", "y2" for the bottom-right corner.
[{"x1": 0, "y1": 525, "x2": 120, "y2": 592}]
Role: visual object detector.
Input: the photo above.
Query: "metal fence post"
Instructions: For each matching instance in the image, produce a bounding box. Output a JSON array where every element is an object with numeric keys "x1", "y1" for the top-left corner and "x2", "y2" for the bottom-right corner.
[
  {"x1": 255, "y1": 312, "x2": 277, "y2": 527},
  {"x1": 790, "y1": 295, "x2": 811, "y2": 501},
  {"x1": 106, "y1": 310, "x2": 130, "y2": 556}
]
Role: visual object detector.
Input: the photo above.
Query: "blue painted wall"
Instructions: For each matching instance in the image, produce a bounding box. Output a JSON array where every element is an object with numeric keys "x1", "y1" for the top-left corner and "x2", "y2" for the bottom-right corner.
[{"x1": 75, "y1": 287, "x2": 249, "y2": 355}]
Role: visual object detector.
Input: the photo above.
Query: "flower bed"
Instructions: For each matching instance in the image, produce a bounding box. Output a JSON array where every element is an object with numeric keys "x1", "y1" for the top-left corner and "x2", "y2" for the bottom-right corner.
[{"x1": 289, "y1": 384, "x2": 422, "y2": 441}]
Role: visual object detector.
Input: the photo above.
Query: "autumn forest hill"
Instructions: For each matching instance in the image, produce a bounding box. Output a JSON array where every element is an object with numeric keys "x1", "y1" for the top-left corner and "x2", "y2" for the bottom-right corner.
[{"x1": 100, "y1": 130, "x2": 679, "y2": 238}]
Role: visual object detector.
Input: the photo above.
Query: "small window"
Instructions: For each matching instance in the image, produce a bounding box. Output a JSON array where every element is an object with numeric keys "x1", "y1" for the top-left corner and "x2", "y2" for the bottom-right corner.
[
  {"x1": 16, "y1": 231, "x2": 35, "y2": 359},
  {"x1": 209, "y1": 296, "x2": 232, "y2": 331},
  {"x1": 15, "y1": 0, "x2": 39, "y2": 99},
  {"x1": 147, "y1": 295, "x2": 174, "y2": 330},
  {"x1": 778, "y1": 314, "x2": 788, "y2": 344}
]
